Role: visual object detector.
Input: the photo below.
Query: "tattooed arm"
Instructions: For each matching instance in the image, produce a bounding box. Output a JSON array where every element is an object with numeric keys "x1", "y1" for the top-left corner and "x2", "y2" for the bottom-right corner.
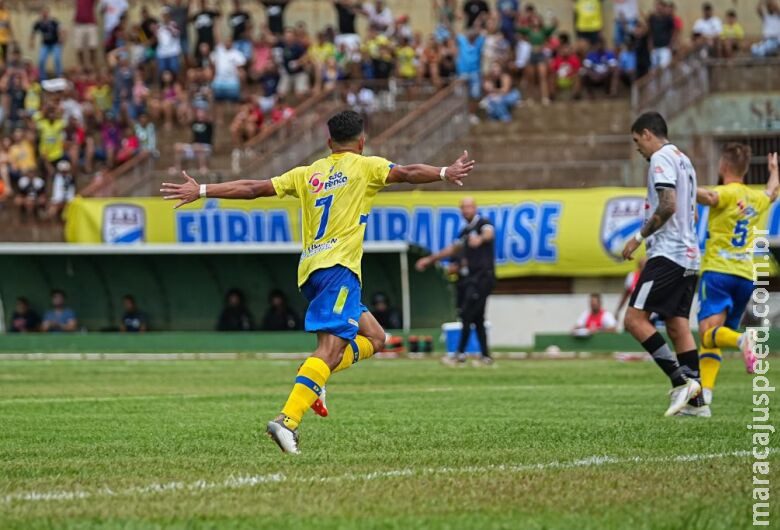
[
  {"x1": 640, "y1": 187, "x2": 677, "y2": 238},
  {"x1": 621, "y1": 187, "x2": 676, "y2": 260}
]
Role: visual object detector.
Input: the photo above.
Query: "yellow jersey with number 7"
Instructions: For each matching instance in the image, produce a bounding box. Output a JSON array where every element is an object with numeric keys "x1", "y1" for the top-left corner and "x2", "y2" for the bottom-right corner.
[
  {"x1": 702, "y1": 182, "x2": 771, "y2": 280},
  {"x1": 271, "y1": 151, "x2": 395, "y2": 287}
]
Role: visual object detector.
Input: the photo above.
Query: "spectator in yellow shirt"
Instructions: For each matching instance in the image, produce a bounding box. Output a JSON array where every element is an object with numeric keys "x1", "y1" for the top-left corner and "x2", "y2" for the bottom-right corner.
[
  {"x1": 395, "y1": 37, "x2": 417, "y2": 79},
  {"x1": 0, "y1": 0, "x2": 14, "y2": 65},
  {"x1": 35, "y1": 104, "x2": 67, "y2": 176},
  {"x1": 720, "y1": 9, "x2": 744, "y2": 57},
  {"x1": 8, "y1": 128, "x2": 37, "y2": 180},
  {"x1": 573, "y1": 0, "x2": 604, "y2": 47}
]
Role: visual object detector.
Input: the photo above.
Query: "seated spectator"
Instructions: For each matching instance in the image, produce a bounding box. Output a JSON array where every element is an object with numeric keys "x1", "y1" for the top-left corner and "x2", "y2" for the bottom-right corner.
[
  {"x1": 120, "y1": 295, "x2": 147, "y2": 332},
  {"x1": 395, "y1": 37, "x2": 417, "y2": 80},
  {"x1": 151, "y1": 70, "x2": 188, "y2": 129},
  {"x1": 371, "y1": 292, "x2": 401, "y2": 329},
  {"x1": 322, "y1": 56, "x2": 344, "y2": 90},
  {"x1": 249, "y1": 30, "x2": 275, "y2": 83},
  {"x1": 230, "y1": 97, "x2": 263, "y2": 148},
  {"x1": 581, "y1": 38, "x2": 618, "y2": 97},
  {"x1": 10, "y1": 297, "x2": 41, "y2": 333},
  {"x1": 48, "y1": 160, "x2": 76, "y2": 220},
  {"x1": 216, "y1": 288, "x2": 254, "y2": 331},
  {"x1": 719, "y1": 9, "x2": 744, "y2": 57},
  {"x1": 115, "y1": 124, "x2": 140, "y2": 166},
  {"x1": 752, "y1": 0, "x2": 780, "y2": 57},
  {"x1": 481, "y1": 61, "x2": 520, "y2": 121},
  {"x1": 211, "y1": 37, "x2": 246, "y2": 102},
  {"x1": 129, "y1": 70, "x2": 150, "y2": 120},
  {"x1": 261, "y1": 289, "x2": 301, "y2": 331},
  {"x1": 8, "y1": 128, "x2": 37, "y2": 184},
  {"x1": 134, "y1": 112, "x2": 158, "y2": 156},
  {"x1": 270, "y1": 97, "x2": 295, "y2": 123},
  {"x1": 173, "y1": 107, "x2": 213, "y2": 174},
  {"x1": 549, "y1": 37, "x2": 582, "y2": 100},
  {"x1": 14, "y1": 170, "x2": 46, "y2": 221},
  {"x1": 572, "y1": 294, "x2": 617, "y2": 336},
  {"x1": 41, "y1": 289, "x2": 78, "y2": 332},
  {"x1": 517, "y1": 15, "x2": 557, "y2": 105},
  {"x1": 692, "y1": 2, "x2": 722, "y2": 56}
]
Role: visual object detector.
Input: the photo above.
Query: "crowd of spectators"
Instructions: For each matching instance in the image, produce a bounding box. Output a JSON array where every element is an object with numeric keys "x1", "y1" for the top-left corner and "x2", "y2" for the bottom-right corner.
[{"x1": 0, "y1": 1, "x2": 776, "y2": 223}]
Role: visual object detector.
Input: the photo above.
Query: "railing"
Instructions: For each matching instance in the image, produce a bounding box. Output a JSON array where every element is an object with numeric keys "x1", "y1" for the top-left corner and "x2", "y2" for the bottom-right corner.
[
  {"x1": 79, "y1": 151, "x2": 153, "y2": 198},
  {"x1": 369, "y1": 81, "x2": 469, "y2": 165},
  {"x1": 633, "y1": 55, "x2": 780, "y2": 117}
]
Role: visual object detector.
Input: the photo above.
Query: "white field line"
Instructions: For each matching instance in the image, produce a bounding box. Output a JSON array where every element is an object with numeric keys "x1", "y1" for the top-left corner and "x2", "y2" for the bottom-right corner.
[
  {"x1": 0, "y1": 383, "x2": 661, "y2": 406},
  {"x1": 2, "y1": 449, "x2": 769, "y2": 504}
]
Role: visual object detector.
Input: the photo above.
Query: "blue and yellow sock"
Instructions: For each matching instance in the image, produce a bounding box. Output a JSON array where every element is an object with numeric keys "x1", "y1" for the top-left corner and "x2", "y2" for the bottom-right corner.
[
  {"x1": 702, "y1": 326, "x2": 741, "y2": 350},
  {"x1": 281, "y1": 356, "x2": 330, "y2": 430},
  {"x1": 699, "y1": 347, "x2": 722, "y2": 390},
  {"x1": 332, "y1": 335, "x2": 375, "y2": 374}
]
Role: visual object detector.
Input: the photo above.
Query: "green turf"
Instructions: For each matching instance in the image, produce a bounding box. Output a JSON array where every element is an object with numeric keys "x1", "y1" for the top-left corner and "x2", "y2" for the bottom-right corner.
[{"x1": 0, "y1": 358, "x2": 777, "y2": 529}]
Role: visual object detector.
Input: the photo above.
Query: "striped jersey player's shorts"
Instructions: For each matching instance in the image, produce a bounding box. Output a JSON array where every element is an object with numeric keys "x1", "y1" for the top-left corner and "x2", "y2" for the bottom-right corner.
[
  {"x1": 629, "y1": 256, "x2": 698, "y2": 319},
  {"x1": 300, "y1": 265, "x2": 368, "y2": 340}
]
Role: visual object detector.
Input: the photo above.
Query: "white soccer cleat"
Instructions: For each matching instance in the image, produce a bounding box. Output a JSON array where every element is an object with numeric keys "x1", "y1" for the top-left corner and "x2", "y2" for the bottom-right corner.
[
  {"x1": 266, "y1": 416, "x2": 300, "y2": 454},
  {"x1": 677, "y1": 404, "x2": 712, "y2": 417},
  {"x1": 702, "y1": 388, "x2": 713, "y2": 406},
  {"x1": 739, "y1": 330, "x2": 757, "y2": 374},
  {"x1": 664, "y1": 379, "x2": 702, "y2": 417}
]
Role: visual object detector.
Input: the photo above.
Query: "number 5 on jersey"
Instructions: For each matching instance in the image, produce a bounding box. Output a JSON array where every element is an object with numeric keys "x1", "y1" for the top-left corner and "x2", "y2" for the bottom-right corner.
[{"x1": 315, "y1": 195, "x2": 333, "y2": 240}]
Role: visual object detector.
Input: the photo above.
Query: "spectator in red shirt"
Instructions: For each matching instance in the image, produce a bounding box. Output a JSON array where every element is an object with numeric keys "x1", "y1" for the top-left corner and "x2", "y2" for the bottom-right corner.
[
  {"x1": 572, "y1": 294, "x2": 617, "y2": 336},
  {"x1": 549, "y1": 36, "x2": 582, "y2": 100},
  {"x1": 74, "y1": 0, "x2": 99, "y2": 69},
  {"x1": 230, "y1": 97, "x2": 263, "y2": 145}
]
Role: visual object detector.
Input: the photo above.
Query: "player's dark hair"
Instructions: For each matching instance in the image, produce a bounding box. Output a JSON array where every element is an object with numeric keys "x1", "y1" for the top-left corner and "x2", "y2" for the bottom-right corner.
[
  {"x1": 630, "y1": 112, "x2": 668, "y2": 139},
  {"x1": 51, "y1": 289, "x2": 65, "y2": 297},
  {"x1": 721, "y1": 143, "x2": 752, "y2": 177},
  {"x1": 327, "y1": 110, "x2": 364, "y2": 144},
  {"x1": 17, "y1": 297, "x2": 29, "y2": 306}
]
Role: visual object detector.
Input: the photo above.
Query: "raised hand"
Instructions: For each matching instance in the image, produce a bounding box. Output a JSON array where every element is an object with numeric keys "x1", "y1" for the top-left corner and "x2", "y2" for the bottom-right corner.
[
  {"x1": 444, "y1": 150, "x2": 476, "y2": 187},
  {"x1": 769, "y1": 152, "x2": 778, "y2": 175},
  {"x1": 161, "y1": 171, "x2": 200, "y2": 209}
]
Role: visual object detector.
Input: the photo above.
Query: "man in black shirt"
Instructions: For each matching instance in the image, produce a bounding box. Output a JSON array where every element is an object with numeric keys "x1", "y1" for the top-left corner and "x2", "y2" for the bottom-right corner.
[
  {"x1": 191, "y1": 0, "x2": 220, "y2": 60},
  {"x1": 416, "y1": 197, "x2": 496, "y2": 364},
  {"x1": 463, "y1": 0, "x2": 490, "y2": 29},
  {"x1": 30, "y1": 7, "x2": 62, "y2": 79},
  {"x1": 648, "y1": 0, "x2": 676, "y2": 68},
  {"x1": 332, "y1": 0, "x2": 358, "y2": 34},
  {"x1": 173, "y1": 107, "x2": 214, "y2": 173},
  {"x1": 10, "y1": 297, "x2": 41, "y2": 333},
  {"x1": 120, "y1": 295, "x2": 148, "y2": 332},
  {"x1": 229, "y1": 0, "x2": 252, "y2": 59},
  {"x1": 262, "y1": 0, "x2": 290, "y2": 36},
  {"x1": 262, "y1": 289, "x2": 302, "y2": 331}
]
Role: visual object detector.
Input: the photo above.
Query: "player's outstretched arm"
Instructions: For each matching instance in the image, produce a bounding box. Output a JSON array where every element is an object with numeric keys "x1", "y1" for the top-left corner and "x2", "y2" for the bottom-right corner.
[
  {"x1": 386, "y1": 150, "x2": 475, "y2": 187},
  {"x1": 161, "y1": 171, "x2": 276, "y2": 208},
  {"x1": 696, "y1": 187, "x2": 719, "y2": 206},
  {"x1": 766, "y1": 152, "x2": 779, "y2": 202}
]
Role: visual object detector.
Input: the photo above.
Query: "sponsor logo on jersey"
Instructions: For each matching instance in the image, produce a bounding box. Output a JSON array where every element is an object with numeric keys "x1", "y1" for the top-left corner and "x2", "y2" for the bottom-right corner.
[
  {"x1": 102, "y1": 204, "x2": 145, "y2": 244},
  {"x1": 600, "y1": 197, "x2": 645, "y2": 260},
  {"x1": 309, "y1": 170, "x2": 349, "y2": 194}
]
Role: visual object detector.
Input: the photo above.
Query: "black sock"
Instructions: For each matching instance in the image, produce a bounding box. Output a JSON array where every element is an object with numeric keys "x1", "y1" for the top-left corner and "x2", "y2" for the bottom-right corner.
[
  {"x1": 641, "y1": 332, "x2": 687, "y2": 387},
  {"x1": 474, "y1": 320, "x2": 490, "y2": 358},
  {"x1": 678, "y1": 349, "x2": 704, "y2": 406}
]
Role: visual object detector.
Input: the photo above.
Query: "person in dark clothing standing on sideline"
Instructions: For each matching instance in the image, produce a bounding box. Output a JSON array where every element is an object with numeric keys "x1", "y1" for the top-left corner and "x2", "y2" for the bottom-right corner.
[
  {"x1": 416, "y1": 197, "x2": 495, "y2": 365},
  {"x1": 262, "y1": 289, "x2": 302, "y2": 331}
]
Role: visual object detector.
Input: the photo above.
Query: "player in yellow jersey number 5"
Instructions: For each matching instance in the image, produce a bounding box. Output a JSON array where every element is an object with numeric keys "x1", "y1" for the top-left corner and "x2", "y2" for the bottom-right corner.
[{"x1": 161, "y1": 110, "x2": 476, "y2": 454}]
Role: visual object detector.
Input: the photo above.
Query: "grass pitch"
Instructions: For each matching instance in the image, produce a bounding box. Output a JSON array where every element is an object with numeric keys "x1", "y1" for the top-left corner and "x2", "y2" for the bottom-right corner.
[{"x1": 0, "y1": 357, "x2": 777, "y2": 529}]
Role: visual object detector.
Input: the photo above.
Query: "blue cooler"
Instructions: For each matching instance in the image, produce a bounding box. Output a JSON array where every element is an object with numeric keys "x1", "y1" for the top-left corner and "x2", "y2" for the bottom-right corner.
[{"x1": 441, "y1": 322, "x2": 491, "y2": 355}]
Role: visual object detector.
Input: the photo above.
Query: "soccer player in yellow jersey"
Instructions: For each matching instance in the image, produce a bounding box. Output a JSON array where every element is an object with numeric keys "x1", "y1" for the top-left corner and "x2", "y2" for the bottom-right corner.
[
  {"x1": 162, "y1": 110, "x2": 475, "y2": 453},
  {"x1": 694, "y1": 145, "x2": 778, "y2": 412}
]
